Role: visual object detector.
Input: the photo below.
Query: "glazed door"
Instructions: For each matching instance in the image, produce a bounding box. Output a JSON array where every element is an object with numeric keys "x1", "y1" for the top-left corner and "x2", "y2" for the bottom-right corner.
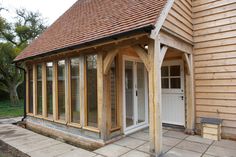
[{"x1": 123, "y1": 58, "x2": 148, "y2": 134}]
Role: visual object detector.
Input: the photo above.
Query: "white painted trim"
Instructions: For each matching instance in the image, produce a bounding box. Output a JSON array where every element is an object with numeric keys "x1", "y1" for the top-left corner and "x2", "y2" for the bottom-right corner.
[
  {"x1": 150, "y1": 0, "x2": 175, "y2": 39},
  {"x1": 122, "y1": 56, "x2": 149, "y2": 134}
]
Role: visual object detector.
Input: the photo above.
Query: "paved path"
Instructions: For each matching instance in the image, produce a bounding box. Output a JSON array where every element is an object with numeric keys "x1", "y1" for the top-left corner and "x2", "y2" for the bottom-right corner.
[
  {"x1": 1, "y1": 121, "x2": 236, "y2": 157},
  {"x1": 0, "y1": 124, "x2": 99, "y2": 157}
]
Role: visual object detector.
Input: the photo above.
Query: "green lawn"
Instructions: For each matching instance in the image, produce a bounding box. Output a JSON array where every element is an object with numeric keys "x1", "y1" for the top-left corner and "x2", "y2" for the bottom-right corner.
[{"x1": 0, "y1": 99, "x2": 24, "y2": 118}]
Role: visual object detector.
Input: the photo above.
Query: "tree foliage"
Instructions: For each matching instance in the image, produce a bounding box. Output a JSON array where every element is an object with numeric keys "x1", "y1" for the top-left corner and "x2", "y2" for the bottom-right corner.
[{"x1": 0, "y1": 7, "x2": 47, "y2": 106}]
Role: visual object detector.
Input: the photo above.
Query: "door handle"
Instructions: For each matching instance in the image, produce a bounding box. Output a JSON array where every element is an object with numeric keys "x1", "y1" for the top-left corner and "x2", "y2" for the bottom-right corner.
[
  {"x1": 136, "y1": 90, "x2": 138, "y2": 96},
  {"x1": 180, "y1": 96, "x2": 184, "y2": 100}
]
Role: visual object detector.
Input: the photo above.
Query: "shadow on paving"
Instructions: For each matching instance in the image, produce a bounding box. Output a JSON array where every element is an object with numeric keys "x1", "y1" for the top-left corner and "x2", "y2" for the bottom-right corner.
[{"x1": 0, "y1": 139, "x2": 29, "y2": 157}]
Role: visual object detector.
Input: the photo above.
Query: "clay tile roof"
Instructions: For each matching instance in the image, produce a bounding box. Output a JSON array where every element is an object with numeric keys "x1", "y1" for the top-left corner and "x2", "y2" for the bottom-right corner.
[{"x1": 15, "y1": 0, "x2": 167, "y2": 62}]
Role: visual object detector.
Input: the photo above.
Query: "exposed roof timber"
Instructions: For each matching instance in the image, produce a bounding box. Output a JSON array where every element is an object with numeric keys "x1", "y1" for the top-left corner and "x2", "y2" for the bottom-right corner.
[
  {"x1": 159, "y1": 31, "x2": 193, "y2": 54},
  {"x1": 150, "y1": 0, "x2": 175, "y2": 39}
]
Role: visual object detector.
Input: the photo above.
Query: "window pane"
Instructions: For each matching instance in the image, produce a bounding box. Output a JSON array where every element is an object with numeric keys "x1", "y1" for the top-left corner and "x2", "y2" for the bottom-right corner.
[
  {"x1": 161, "y1": 78, "x2": 169, "y2": 88},
  {"x1": 171, "y1": 78, "x2": 181, "y2": 89},
  {"x1": 170, "y1": 65, "x2": 180, "y2": 76},
  {"x1": 161, "y1": 66, "x2": 168, "y2": 77},
  {"x1": 29, "y1": 68, "x2": 33, "y2": 113},
  {"x1": 71, "y1": 58, "x2": 80, "y2": 123},
  {"x1": 125, "y1": 61, "x2": 134, "y2": 127},
  {"x1": 137, "y1": 63, "x2": 146, "y2": 124},
  {"x1": 46, "y1": 62, "x2": 53, "y2": 118},
  {"x1": 37, "y1": 64, "x2": 42, "y2": 115},
  {"x1": 86, "y1": 55, "x2": 98, "y2": 127},
  {"x1": 58, "y1": 60, "x2": 65, "y2": 121},
  {"x1": 110, "y1": 60, "x2": 117, "y2": 128}
]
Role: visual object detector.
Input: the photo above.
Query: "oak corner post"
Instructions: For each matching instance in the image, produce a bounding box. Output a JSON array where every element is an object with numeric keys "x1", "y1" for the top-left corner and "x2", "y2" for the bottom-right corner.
[{"x1": 148, "y1": 36, "x2": 163, "y2": 156}]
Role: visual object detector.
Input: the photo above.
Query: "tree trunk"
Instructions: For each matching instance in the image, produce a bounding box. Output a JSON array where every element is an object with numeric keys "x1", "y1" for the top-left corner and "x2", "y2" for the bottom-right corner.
[{"x1": 9, "y1": 85, "x2": 20, "y2": 106}]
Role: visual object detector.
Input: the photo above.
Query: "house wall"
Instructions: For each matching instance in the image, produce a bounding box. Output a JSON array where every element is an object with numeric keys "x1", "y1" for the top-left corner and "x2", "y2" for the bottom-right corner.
[
  {"x1": 162, "y1": 0, "x2": 193, "y2": 43},
  {"x1": 192, "y1": 0, "x2": 236, "y2": 139}
]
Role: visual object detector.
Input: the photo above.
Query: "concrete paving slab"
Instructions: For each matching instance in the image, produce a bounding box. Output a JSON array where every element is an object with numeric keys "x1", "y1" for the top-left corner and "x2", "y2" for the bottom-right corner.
[
  {"x1": 185, "y1": 135, "x2": 213, "y2": 145},
  {"x1": 129, "y1": 131, "x2": 149, "y2": 141},
  {"x1": 6, "y1": 134, "x2": 48, "y2": 147},
  {"x1": 136, "y1": 142, "x2": 172, "y2": 154},
  {"x1": 163, "y1": 136, "x2": 182, "y2": 147},
  {"x1": 27, "y1": 143, "x2": 76, "y2": 157},
  {"x1": 114, "y1": 137, "x2": 146, "y2": 149},
  {"x1": 120, "y1": 150, "x2": 150, "y2": 157},
  {"x1": 213, "y1": 139, "x2": 236, "y2": 150},
  {"x1": 163, "y1": 147, "x2": 202, "y2": 157},
  {"x1": 57, "y1": 148, "x2": 96, "y2": 157},
  {"x1": 94, "y1": 144, "x2": 131, "y2": 157},
  {"x1": 205, "y1": 145, "x2": 236, "y2": 157},
  {"x1": 163, "y1": 131, "x2": 189, "y2": 140},
  {"x1": 16, "y1": 138, "x2": 61, "y2": 153},
  {"x1": 202, "y1": 154, "x2": 216, "y2": 157},
  {"x1": 175, "y1": 140, "x2": 209, "y2": 153}
]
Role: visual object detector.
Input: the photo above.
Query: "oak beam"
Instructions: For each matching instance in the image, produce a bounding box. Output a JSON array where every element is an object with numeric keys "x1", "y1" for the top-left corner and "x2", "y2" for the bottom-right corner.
[
  {"x1": 185, "y1": 53, "x2": 195, "y2": 134},
  {"x1": 53, "y1": 61, "x2": 58, "y2": 121},
  {"x1": 97, "y1": 52, "x2": 107, "y2": 140},
  {"x1": 182, "y1": 53, "x2": 191, "y2": 75},
  {"x1": 160, "y1": 31, "x2": 192, "y2": 54},
  {"x1": 149, "y1": 37, "x2": 163, "y2": 156},
  {"x1": 103, "y1": 49, "x2": 119, "y2": 75},
  {"x1": 132, "y1": 45, "x2": 150, "y2": 71},
  {"x1": 159, "y1": 46, "x2": 168, "y2": 66}
]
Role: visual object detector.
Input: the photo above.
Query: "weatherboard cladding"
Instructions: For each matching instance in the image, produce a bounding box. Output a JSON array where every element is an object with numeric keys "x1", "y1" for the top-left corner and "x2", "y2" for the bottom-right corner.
[{"x1": 15, "y1": 0, "x2": 167, "y2": 61}]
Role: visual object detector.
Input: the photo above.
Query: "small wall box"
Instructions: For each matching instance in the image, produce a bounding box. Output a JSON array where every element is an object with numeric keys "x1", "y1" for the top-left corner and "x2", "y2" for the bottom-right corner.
[{"x1": 201, "y1": 118, "x2": 222, "y2": 141}]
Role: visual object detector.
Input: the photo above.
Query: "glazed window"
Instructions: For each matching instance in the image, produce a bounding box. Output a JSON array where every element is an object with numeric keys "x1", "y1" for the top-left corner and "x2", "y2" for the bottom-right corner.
[
  {"x1": 110, "y1": 59, "x2": 118, "y2": 129},
  {"x1": 46, "y1": 62, "x2": 53, "y2": 118},
  {"x1": 70, "y1": 58, "x2": 80, "y2": 124},
  {"x1": 86, "y1": 54, "x2": 98, "y2": 128},
  {"x1": 161, "y1": 65, "x2": 181, "y2": 89},
  {"x1": 36, "y1": 64, "x2": 43, "y2": 115},
  {"x1": 57, "y1": 60, "x2": 66, "y2": 121},
  {"x1": 28, "y1": 67, "x2": 33, "y2": 114}
]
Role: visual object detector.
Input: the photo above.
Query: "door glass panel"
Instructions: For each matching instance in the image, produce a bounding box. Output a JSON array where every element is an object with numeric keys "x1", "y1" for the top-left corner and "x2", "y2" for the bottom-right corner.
[
  {"x1": 161, "y1": 78, "x2": 169, "y2": 88},
  {"x1": 137, "y1": 63, "x2": 145, "y2": 124},
  {"x1": 161, "y1": 66, "x2": 169, "y2": 76},
  {"x1": 125, "y1": 61, "x2": 134, "y2": 127},
  {"x1": 171, "y1": 78, "x2": 181, "y2": 89},
  {"x1": 170, "y1": 65, "x2": 180, "y2": 76}
]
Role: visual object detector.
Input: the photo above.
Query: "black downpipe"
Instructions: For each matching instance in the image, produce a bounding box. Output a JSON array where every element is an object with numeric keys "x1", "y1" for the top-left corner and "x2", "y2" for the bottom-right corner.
[{"x1": 15, "y1": 64, "x2": 27, "y2": 121}]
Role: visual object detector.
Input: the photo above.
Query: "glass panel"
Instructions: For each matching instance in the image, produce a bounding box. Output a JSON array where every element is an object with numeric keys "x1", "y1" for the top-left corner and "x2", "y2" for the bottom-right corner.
[
  {"x1": 58, "y1": 60, "x2": 65, "y2": 121},
  {"x1": 161, "y1": 78, "x2": 169, "y2": 88},
  {"x1": 71, "y1": 58, "x2": 80, "y2": 123},
  {"x1": 46, "y1": 62, "x2": 53, "y2": 118},
  {"x1": 170, "y1": 65, "x2": 180, "y2": 76},
  {"x1": 125, "y1": 61, "x2": 134, "y2": 127},
  {"x1": 137, "y1": 62, "x2": 146, "y2": 124},
  {"x1": 110, "y1": 60, "x2": 117, "y2": 128},
  {"x1": 161, "y1": 66, "x2": 168, "y2": 77},
  {"x1": 29, "y1": 68, "x2": 33, "y2": 113},
  {"x1": 171, "y1": 78, "x2": 181, "y2": 89},
  {"x1": 37, "y1": 64, "x2": 42, "y2": 115},
  {"x1": 86, "y1": 54, "x2": 98, "y2": 127}
]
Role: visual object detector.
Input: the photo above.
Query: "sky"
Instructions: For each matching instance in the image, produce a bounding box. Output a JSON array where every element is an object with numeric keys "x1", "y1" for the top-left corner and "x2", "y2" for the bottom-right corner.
[{"x1": 0, "y1": 0, "x2": 78, "y2": 25}]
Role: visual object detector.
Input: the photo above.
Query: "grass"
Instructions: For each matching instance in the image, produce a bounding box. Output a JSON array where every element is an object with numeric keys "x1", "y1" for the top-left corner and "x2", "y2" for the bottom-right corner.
[{"x1": 0, "y1": 99, "x2": 24, "y2": 119}]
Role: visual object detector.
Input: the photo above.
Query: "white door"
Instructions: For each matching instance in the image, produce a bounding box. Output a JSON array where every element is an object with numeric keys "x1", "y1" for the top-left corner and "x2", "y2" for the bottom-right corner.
[
  {"x1": 123, "y1": 57, "x2": 148, "y2": 134},
  {"x1": 161, "y1": 60, "x2": 185, "y2": 126}
]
